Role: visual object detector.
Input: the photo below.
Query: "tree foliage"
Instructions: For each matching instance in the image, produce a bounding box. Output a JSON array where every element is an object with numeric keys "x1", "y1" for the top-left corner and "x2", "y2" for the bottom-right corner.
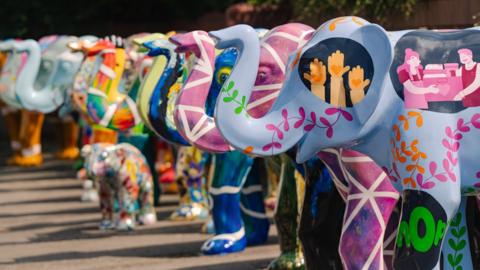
[
  {"x1": 0, "y1": 0, "x2": 242, "y2": 39},
  {"x1": 247, "y1": 0, "x2": 420, "y2": 23}
]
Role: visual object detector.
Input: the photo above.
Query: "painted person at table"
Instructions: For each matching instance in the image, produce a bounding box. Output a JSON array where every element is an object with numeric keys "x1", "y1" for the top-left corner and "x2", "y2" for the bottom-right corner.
[
  {"x1": 454, "y1": 48, "x2": 480, "y2": 107},
  {"x1": 397, "y1": 48, "x2": 440, "y2": 109}
]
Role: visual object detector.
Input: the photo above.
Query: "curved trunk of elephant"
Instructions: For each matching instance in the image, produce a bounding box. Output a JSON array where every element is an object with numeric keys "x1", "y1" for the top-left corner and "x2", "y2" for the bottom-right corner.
[
  {"x1": 132, "y1": 34, "x2": 167, "y2": 128},
  {"x1": 171, "y1": 31, "x2": 232, "y2": 153},
  {"x1": 147, "y1": 47, "x2": 188, "y2": 145},
  {"x1": 86, "y1": 49, "x2": 143, "y2": 130},
  {"x1": 0, "y1": 41, "x2": 26, "y2": 109},
  {"x1": 13, "y1": 40, "x2": 42, "y2": 111},
  {"x1": 15, "y1": 37, "x2": 77, "y2": 113},
  {"x1": 211, "y1": 25, "x2": 309, "y2": 157}
]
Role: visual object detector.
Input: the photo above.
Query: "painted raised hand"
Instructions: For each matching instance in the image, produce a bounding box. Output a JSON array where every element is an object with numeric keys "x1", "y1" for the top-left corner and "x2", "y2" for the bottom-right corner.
[
  {"x1": 304, "y1": 58, "x2": 327, "y2": 101},
  {"x1": 328, "y1": 50, "x2": 350, "y2": 107},
  {"x1": 328, "y1": 50, "x2": 350, "y2": 78},
  {"x1": 348, "y1": 65, "x2": 370, "y2": 104}
]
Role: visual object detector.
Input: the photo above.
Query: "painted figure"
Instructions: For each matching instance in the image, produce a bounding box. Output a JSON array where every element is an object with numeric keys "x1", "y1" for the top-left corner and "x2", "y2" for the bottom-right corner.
[
  {"x1": 397, "y1": 49, "x2": 439, "y2": 109},
  {"x1": 81, "y1": 142, "x2": 156, "y2": 230},
  {"x1": 454, "y1": 48, "x2": 480, "y2": 106}
]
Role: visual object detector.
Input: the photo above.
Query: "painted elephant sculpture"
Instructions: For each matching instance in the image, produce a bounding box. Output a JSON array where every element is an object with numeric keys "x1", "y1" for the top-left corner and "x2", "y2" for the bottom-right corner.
[
  {"x1": 78, "y1": 34, "x2": 167, "y2": 205},
  {"x1": 169, "y1": 25, "x2": 349, "y2": 268},
  {"x1": 210, "y1": 19, "x2": 480, "y2": 270},
  {"x1": 14, "y1": 35, "x2": 88, "y2": 113},
  {"x1": 137, "y1": 32, "x2": 272, "y2": 254},
  {"x1": 81, "y1": 142, "x2": 157, "y2": 230}
]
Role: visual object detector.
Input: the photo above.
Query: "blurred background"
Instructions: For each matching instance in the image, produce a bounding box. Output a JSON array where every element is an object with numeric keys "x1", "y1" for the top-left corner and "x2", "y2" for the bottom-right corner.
[{"x1": 1, "y1": 0, "x2": 480, "y2": 154}]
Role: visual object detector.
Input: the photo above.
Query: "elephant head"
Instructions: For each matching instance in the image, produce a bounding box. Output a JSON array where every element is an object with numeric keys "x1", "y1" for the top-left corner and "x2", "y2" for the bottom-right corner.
[
  {"x1": 58, "y1": 36, "x2": 99, "y2": 117},
  {"x1": 170, "y1": 24, "x2": 313, "y2": 153},
  {"x1": 14, "y1": 35, "x2": 84, "y2": 113},
  {"x1": 132, "y1": 33, "x2": 170, "y2": 129},
  {"x1": 211, "y1": 19, "x2": 392, "y2": 163},
  {"x1": 80, "y1": 36, "x2": 142, "y2": 130},
  {"x1": 139, "y1": 36, "x2": 189, "y2": 144},
  {"x1": 0, "y1": 39, "x2": 28, "y2": 109},
  {"x1": 77, "y1": 34, "x2": 153, "y2": 131},
  {"x1": 81, "y1": 143, "x2": 115, "y2": 181}
]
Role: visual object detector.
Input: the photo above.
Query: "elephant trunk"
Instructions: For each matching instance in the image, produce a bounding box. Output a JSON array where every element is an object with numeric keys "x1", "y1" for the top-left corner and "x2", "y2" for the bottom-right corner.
[{"x1": 211, "y1": 25, "x2": 308, "y2": 157}]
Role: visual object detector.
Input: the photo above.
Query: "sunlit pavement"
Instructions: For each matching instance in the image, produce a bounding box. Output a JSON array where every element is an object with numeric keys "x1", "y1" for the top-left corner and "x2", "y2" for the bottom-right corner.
[{"x1": 0, "y1": 151, "x2": 279, "y2": 270}]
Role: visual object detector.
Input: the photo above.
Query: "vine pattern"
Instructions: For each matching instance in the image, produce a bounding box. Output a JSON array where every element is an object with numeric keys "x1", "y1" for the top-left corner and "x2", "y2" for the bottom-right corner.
[
  {"x1": 447, "y1": 212, "x2": 466, "y2": 270},
  {"x1": 389, "y1": 111, "x2": 427, "y2": 188},
  {"x1": 262, "y1": 107, "x2": 353, "y2": 155},
  {"x1": 388, "y1": 112, "x2": 480, "y2": 190},
  {"x1": 222, "y1": 81, "x2": 249, "y2": 118},
  {"x1": 423, "y1": 114, "x2": 480, "y2": 191}
]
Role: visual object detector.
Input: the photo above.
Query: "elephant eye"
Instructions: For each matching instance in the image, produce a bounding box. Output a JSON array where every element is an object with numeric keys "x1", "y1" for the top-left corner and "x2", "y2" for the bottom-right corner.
[
  {"x1": 216, "y1": 67, "x2": 231, "y2": 85},
  {"x1": 220, "y1": 73, "x2": 228, "y2": 83}
]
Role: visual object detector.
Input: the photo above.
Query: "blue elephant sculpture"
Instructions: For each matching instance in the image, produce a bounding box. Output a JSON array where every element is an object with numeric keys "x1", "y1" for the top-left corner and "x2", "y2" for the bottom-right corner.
[{"x1": 211, "y1": 18, "x2": 480, "y2": 270}]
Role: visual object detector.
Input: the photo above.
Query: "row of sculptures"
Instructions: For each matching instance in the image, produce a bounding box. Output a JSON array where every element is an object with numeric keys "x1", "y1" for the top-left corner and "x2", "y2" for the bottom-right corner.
[{"x1": 2, "y1": 16, "x2": 480, "y2": 270}]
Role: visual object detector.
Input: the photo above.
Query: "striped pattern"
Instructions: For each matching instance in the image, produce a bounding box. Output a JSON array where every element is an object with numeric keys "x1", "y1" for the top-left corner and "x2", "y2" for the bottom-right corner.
[{"x1": 318, "y1": 148, "x2": 400, "y2": 270}]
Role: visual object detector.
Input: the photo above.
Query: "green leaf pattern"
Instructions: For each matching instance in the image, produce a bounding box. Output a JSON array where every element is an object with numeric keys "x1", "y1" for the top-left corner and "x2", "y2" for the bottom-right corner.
[
  {"x1": 221, "y1": 81, "x2": 249, "y2": 118},
  {"x1": 448, "y1": 212, "x2": 466, "y2": 269}
]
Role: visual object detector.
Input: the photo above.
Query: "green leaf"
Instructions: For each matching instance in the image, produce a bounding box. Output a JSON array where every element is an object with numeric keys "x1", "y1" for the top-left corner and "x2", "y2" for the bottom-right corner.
[
  {"x1": 234, "y1": 106, "x2": 243, "y2": 114},
  {"x1": 246, "y1": 113, "x2": 250, "y2": 118},
  {"x1": 456, "y1": 213, "x2": 463, "y2": 223},
  {"x1": 449, "y1": 238, "x2": 457, "y2": 250},
  {"x1": 241, "y1": 95, "x2": 246, "y2": 105},
  {"x1": 457, "y1": 266, "x2": 463, "y2": 270},
  {"x1": 448, "y1": 254, "x2": 455, "y2": 267},
  {"x1": 223, "y1": 97, "x2": 233, "y2": 103},
  {"x1": 451, "y1": 219, "x2": 460, "y2": 228},
  {"x1": 454, "y1": 254, "x2": 463, "y2": 266},
  {"x1": 456, "y1": 240, "x2": 466, "y2": 251},
  {"x1": 458, "y1": 226, "x2": 466, "y2": 237},
  {"x1": 231, "y1": 90, "x2": 238, "y2": 99},
  {"x1": 451, "y1": 228, "x2": 459, "y2": 238},
  {"x1": 227, "y1": 81, "x2": 234, "y2": 90},
  {"x1": 221, "y1": 87, "x2": 228, "y2": 92}
]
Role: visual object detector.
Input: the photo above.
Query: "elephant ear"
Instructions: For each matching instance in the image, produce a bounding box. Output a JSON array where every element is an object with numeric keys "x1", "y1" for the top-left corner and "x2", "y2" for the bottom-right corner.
[{"x1": 350, "y1": 24, "x2": 393, "y2": 124}]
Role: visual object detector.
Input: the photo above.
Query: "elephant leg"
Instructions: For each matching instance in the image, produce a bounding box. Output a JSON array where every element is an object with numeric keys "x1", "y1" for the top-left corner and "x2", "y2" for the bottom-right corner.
[
  {"x1": 98, "y1": 181, "x2": 115, "y2": 230},
  {"x1": 201, "y1": 151, "x2": 253, "y2": 255},
  {"x1": 394, "y1": 188, "x2": 461, "y2": 270},
  {"x1": 442, "y1": 196, "x2": 473, "y2": 270},
  {"x1": 116, "y1": 178, "x2": 138, "y2": 231},
  {"x1": 264, "y1": 163, "x2": 279, "y2": 211},
  {"x1": 137, "y1": 173, "x2": 157, "y2": 226},
  {"x1": 299, "y1": 153, "x2": 345, "y2": 269},
  {"x1": 240, "y1": 157, "x2": 269, "y2": 246},
  {"x1": 0, "y1": 104, "x2": 22, "y2": 165},
  {"x1": 383, "y1": 200, "x2": 401, "y2": 270},
  {"x1": 118, "y1": 132, "x2": 161, "y2": 206},
  {"x1": 339, "y1": 149, "x2": 399, "y2": 270},
  {"x1": 55, "y1": 114, "x2": 80, "y2": 160},
  {"x1": 18, "y1": 110, "x2": 45, "y2": 166},
  {"x1": 170, "y1": 147, "x2": 209, "y2": 221},
  {"x1": 91, "y1": 124, "x2": 117, "y2": 144},
  {"x1": 267, "y1": 154, "x2": 304, "y2": 270}
]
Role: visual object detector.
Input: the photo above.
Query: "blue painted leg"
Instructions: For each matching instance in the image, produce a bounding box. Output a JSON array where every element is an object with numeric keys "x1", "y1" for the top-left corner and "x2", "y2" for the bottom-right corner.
[
  {"x1": 241, "y1": 158, "x2": 270, "y2": 246},
  {"x1": 201, "y1": 151, "x2": 252, "y2": 255}
]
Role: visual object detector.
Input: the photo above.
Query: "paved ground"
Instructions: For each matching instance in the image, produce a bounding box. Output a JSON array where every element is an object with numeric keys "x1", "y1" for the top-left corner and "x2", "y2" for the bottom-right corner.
[{"x1": 0, "y1": 148, "x2": 280, "y2": 270}]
